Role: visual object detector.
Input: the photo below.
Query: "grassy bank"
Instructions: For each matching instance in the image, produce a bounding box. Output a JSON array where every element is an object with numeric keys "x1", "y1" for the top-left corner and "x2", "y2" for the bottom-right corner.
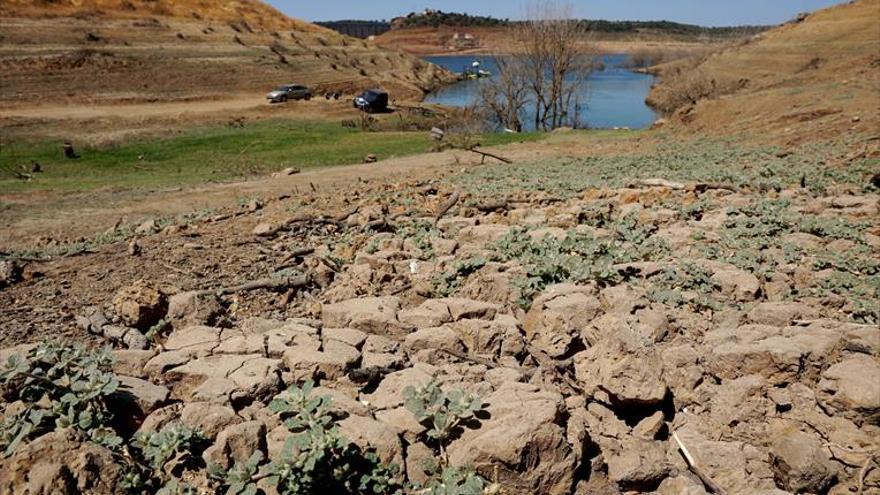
[{"x1": 0, "y1": 119, "x2": 541, "y2": 193}]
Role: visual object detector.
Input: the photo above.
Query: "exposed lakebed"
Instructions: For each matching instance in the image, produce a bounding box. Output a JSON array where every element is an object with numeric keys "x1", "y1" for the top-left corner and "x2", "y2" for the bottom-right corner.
[{"x1": 424, "y1": 54, "x2": 657, "y2": 130}]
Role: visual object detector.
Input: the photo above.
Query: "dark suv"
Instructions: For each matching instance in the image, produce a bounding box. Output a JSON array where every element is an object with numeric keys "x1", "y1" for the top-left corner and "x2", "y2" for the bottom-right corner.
[{"x1": 353, "y1": 89, "x2": 389, "y2": 113}]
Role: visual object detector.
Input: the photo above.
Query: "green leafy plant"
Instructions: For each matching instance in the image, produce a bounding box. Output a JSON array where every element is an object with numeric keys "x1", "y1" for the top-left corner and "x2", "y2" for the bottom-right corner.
[
  {"x1": 0, "y1": 342, "x2": 121, "y2": 456},
  {"x1": 403, "y1": 381, "x2": 491, "y2": 494},
  {"x1": 432, "y1": 256, "x2": 487, "y2": 297},
  {"x1": 265, "y1": 381, "x2": 403, "y2": 495},
  {"x1": 209, "y1": 451, "x2": 263, "y2": 495}
]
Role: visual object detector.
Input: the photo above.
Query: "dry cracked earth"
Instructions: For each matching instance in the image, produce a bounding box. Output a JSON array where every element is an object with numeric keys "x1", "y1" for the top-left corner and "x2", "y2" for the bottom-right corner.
[{"x1": 0, "y1": 138, "x2": 878, "y2": 494}]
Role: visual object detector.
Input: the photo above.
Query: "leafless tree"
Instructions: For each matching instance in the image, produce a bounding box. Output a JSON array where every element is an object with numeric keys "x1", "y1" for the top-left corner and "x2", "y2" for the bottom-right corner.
[{"x1": 477, "y1": 1, "x2": 596, "y2": 131}]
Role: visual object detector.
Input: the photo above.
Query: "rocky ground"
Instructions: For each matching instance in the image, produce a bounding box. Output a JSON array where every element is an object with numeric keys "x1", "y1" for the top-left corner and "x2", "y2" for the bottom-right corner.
[{"x1": 0, "y1": 135, "x2": 877, "y2": 494}]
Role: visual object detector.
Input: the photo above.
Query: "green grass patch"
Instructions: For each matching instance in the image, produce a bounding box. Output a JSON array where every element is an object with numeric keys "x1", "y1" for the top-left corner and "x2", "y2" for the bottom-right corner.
[{"x1": 0, "y1": 119, "x2": 542, "y2": 193}]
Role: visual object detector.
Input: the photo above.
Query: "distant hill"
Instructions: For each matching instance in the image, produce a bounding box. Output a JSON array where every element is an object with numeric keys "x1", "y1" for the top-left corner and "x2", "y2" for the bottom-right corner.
[{"x1": 389, "y1": 10, "x2": 769, "y2": 40}]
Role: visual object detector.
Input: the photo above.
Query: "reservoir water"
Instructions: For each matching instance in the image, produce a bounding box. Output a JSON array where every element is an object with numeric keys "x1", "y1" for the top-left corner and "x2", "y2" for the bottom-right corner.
[{"x1": 423, "y1": 54, "x2": 657, "y2": 130}]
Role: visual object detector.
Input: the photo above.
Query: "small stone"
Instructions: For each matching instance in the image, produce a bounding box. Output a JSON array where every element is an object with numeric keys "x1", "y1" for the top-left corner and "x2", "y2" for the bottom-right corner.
[
  {"x1": 135, "y1": 219, "x2": 157, "y2": 235},
  {"x1": 128, "y1": 240, "x2": 141, "y2": 256},
  {"x1": 252, "y1": 223, "x2": 276, "y2": 236},
  {"x1": 770, "y1": 428, "x2": 837, "y2": 493}
]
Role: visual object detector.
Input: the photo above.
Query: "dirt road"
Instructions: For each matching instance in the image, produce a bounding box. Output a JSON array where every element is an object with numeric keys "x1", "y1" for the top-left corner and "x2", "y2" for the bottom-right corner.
[{"x1": 0, "y1": 95, "x2": 267, "y2": 120}]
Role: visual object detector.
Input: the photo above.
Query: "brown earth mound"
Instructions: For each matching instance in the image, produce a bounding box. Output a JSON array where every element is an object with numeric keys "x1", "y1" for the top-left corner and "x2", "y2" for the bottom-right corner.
[
  {"x1": 0, "y1": 1, "x2": 455, "y2": 107},
  {"x1": 648, "y1": 0, "x2": 880, "y2": 143},
  {"x1": 0, "y1": 0, "x2": 320, "y2": 32}
]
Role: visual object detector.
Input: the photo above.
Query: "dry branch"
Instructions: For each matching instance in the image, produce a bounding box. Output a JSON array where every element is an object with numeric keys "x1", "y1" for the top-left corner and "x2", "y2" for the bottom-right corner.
[
  {"x1": 627, "y1": 178, "x2": 741, "y2": 194},
  {"x1": 194, "y1": 274, "x2": 309, "y2": 296},
  {"x1": 434, "y1": 191, "x2": 461, "y2": 225}
]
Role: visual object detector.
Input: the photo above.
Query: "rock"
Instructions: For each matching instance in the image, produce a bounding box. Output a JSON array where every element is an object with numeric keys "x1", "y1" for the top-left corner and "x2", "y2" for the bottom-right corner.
[
  {"x1": 364, "y1": 154, "x2": 378, "y2": 163},
  {"x1": 398, "y1": 300, "x2": 453, "y2": 328},
  {"x1": 337, "y1": 415, "x2": 404, "y2": 467},
  {"x1": 115, "y1": 375, "x2": 170, "y2": 417},
  {"x1": 818, "y1": 354, "x2": 880, "y2": 425},
  {"x1": 458, "y1": 224, "x2": 511, "y2": 243},
  {"x1": 447, "y1": 382, "x2": 575, "y2": 495},
  {"x1": 442, "y1": 298, "x2": 499, "y2": 321},
  {"x1": 606, "y1": 438, "x2": 670, "y2": 490},
  {"x1": 711, "y1": 268, "x2": 761, "y2": 302},
  {"x1": 632, "y1": 411, "x2": 665, "y2": 440},
  {"x1": 574, "y1": 333, "x2": 667, "y2": 407},
  {"x1": 322, "y1": 327, "x2": 368, "y2": 349},
  {"x1": 770, "y1": 428, "x2": 837, "y2": 493},
  {"x1": 166, "y1": 291, "x2": 223, "y2": 328},
  {"x1": 180, "y1": 403, "x2": 242, "y2": 439},
  {"x1": 76, "y1": 305, "x2": 109, "y2": 334},
  {"x1": 112, "y1": 280, "x2": 167, "y2": 330},
  {"x1": 600, "y1": 284, "x2": 648, "y2": 315},
  {"x1": 322, "y1": 296, "x2": 404, "y2": 337},
  {"x1": 447, "y1": 318, "x2": 524, "y2": 358},
  {"x1": 251, "y1": 222, "x2": 276, "y2": 236},
  {"x1": 203, "y1": 421, "x2": 267, "y2": 470},
  {"x1": 0, "y1": 260, "x2": 23, "y2": 288},
  {"x1": 122, "y1": 328, "x2": 149, "y2": 350},
  {"x1": 363, "y1": 364, "x2": 437, "y2": 410},
  {"x1": 405, "y1": 441, "x2": 435, "y2": 486},
  {"x1": 674, "y1": 426, "x2": 782, "y2": 493},
  {"x1": 707, "y1": 324, "x2": 841, "y2": 384},
  {"x1": 143, "y1": 351, "x2": 190, "y2": 376},
  {"x1": 524, "y1": 285, "x2": 601, "y2": 357},
  {"x1": 404, "y1": 326, "x2": 465, "y2": 354},
  {"x1": 0, "y1": 429, "x2": 127, "y2": 495},
  {"x1": 165, "y1": 354, "x2": 281, "y2": 403},
  {"x1": 283, "y1": 342, "x2": 359, "y2": 382},
  {"x1": 747, "y1": 302, "x2": 819, "y2": 326},
  {"x1": 309, "y1": 386, "x2": 370, "y2": 417},
  {"x1": 135, "y1": 218, "x2": 157, "y2": 235},
  {"x1": 656, "y1": 475, "x2": 708, "y2": 495},
  {"x1": 112, "y1": 349, "x2": 156, "y2": 378},
  {"x1": 162, "y1": 325, "x2": 223, "y2": 357},
  {"x1": 127, "y1": 239, "x2": 141, "y2": 256}
]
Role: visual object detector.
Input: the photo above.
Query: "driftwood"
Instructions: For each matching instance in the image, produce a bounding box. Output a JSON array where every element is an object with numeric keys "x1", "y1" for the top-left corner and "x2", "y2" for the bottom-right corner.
[
  {"x1": 193, "y1": 274, "x2": 309, "y2": 297},
  {"x1": 275, "y1": 247, "x2": 315, "y2": 270},
  {"x1": 467, "y1": 147, "x2": 512, "y2": 164},
  {"x1": 672, "y1": 431, "x2": 727, "y2": 495},
  {"x1": 434, "y1": 191, "x2": 461, "y2": 225},
  {"x1": 627, "y1": 178, "x2": 741, "y2": 194},
  {"x1": 474, "y1": 199, "x2": 509, "y2": 212}
]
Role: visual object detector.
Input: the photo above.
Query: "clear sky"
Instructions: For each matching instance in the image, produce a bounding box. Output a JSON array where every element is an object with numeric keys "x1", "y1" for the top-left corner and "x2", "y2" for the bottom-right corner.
[{"x1": 266, "y1": 0, "x2": 849, "y2": 27}]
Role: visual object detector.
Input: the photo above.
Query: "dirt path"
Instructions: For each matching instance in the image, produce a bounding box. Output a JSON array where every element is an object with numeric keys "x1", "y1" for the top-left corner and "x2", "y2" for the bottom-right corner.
[{"x1": 1, "y1": 95, "x2": 279, "y2": 120}]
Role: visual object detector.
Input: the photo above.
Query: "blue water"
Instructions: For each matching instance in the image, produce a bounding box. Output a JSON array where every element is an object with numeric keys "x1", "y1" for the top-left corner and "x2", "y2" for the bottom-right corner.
[{"x1": 423, "y1": 54, "x2": 657, "y2": 130}]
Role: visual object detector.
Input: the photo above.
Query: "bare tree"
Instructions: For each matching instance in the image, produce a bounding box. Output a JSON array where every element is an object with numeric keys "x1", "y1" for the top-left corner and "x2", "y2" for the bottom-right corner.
[{"x1": 477, "y1": 1, "x2": 595, "y2": 131}]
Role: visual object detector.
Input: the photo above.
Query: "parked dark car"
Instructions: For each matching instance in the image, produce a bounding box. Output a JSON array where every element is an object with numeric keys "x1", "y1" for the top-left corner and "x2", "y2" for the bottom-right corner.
[
  {"x1": 353, "y1": 89, "x2": 389, "y2": 113},
  {"x1": 267, "y1": 84, "x2": 312, "y2": 103}
]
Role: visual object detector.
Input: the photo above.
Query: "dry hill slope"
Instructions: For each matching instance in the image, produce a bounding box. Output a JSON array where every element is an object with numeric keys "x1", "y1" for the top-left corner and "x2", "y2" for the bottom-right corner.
[
  {"x1": 0, "y1": 0, "x2": 454, "y2": 107},
  {"x1": 649, "y1": 0, "x2": 880, "y2": 142}
]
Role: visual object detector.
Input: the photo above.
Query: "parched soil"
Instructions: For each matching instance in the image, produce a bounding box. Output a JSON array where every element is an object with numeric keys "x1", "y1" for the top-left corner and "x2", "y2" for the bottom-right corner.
[{"x1": 1, "y1": 130, "x2": 878, "y2": 494}]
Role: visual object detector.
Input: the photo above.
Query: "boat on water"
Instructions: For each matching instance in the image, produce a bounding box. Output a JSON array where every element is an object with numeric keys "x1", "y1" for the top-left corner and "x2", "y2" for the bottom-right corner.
[{"x1": 460, "y1": 60, "x2": 491, "y2": 80}]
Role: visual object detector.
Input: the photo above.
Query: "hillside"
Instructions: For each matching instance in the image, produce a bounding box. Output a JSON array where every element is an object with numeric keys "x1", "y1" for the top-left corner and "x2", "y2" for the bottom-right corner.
[
  {"x1": 0, "y1": 0, "x2": 323, "y2": 32},
  {"x1": 648, "y1": 0, "x2": 880, "y2": 142},
  {"x1": 0, "y1": 0, "x2": 454, "y2": 108}
]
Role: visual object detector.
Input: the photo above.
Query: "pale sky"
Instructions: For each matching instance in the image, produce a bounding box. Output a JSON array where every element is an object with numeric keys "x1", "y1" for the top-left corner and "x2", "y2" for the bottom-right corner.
[{"x1": 266, "y1": 0, "x2": 850, "y2": 26}]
